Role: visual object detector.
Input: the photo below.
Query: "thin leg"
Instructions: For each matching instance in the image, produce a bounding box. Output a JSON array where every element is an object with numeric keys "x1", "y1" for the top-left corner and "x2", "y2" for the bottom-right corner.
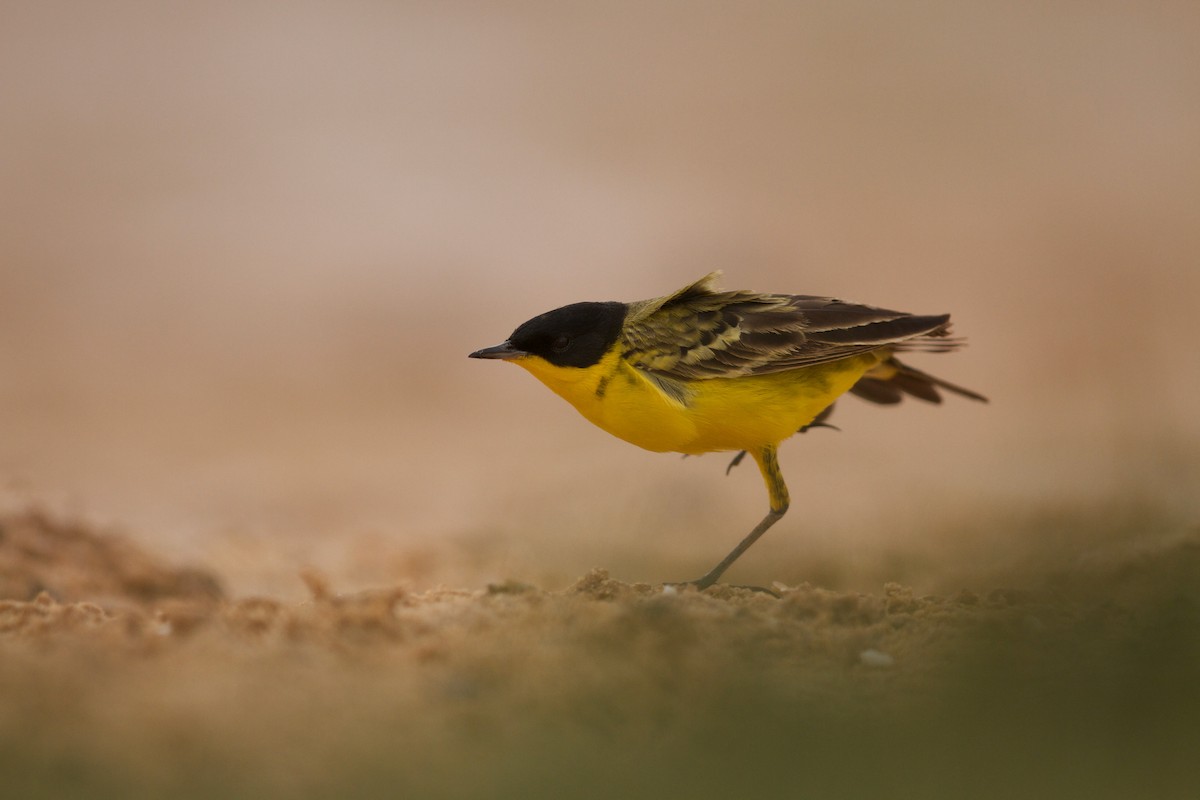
[
  {"x1": 687, "y1": 444, "x2": 791, "y2": 590},
  {"x1": 724, "y1": 405, "x2": 838, "y2": 474}
]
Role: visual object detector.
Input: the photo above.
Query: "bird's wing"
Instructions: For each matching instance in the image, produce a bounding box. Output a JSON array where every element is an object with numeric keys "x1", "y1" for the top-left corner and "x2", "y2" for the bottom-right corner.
[{"x1": 622, "y1": 272, "x2": 960, "y2": 381}]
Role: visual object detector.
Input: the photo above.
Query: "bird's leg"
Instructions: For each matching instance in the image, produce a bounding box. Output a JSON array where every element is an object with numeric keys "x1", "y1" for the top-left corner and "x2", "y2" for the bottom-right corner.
[
  {"x1": 724, "y1": 406, "x2": 839, "y2": 474},
  {"x1": 684, "y1": 444, "x2": 791, "y2": 591}
]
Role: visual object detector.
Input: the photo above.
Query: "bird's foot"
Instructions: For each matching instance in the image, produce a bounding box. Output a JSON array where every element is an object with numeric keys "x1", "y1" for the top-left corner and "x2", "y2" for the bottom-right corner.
[{"x1": 663, "y1": 579, "x2": 780, "y2": 598}]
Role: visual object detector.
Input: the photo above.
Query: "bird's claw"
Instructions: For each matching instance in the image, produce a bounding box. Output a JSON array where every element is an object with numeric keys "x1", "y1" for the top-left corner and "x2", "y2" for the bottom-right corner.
[{"x1": 664, "y1": 579, "x2": 780, "y2": 598}]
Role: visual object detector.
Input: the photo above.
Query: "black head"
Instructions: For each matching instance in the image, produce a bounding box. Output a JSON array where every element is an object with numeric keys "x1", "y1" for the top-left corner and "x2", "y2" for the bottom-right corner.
[{"x1": 504, "y1": 301, "x2": 626, "y2": 368}]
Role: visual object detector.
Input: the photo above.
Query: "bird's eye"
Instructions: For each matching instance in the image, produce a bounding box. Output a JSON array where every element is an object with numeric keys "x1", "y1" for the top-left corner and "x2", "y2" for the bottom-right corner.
[{"x1": 551, "y1": 335, "x2": 570, "y2": 352}]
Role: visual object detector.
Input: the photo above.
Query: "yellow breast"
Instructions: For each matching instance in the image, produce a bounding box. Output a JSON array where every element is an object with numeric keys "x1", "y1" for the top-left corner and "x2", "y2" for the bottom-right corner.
[{"x1": 514, "y1": 348, "x2": 881, "y2": 455}]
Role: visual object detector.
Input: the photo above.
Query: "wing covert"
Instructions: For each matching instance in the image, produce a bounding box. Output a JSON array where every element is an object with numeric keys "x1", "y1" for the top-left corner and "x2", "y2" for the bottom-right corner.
[{"x1": 621, "y1": 274, "x2": 958, "y2": 381}]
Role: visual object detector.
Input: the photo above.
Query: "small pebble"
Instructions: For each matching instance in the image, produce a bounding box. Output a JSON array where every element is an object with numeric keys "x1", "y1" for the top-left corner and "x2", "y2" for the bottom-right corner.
[{"x1": 859, "y1": 648, "x2": 895, "y2": 668}]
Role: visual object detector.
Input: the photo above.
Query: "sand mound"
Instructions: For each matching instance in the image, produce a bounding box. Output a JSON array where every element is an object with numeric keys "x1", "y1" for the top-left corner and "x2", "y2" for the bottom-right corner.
[{"x1": 0, "y1": 509, "x2": 224, "y2": 607}]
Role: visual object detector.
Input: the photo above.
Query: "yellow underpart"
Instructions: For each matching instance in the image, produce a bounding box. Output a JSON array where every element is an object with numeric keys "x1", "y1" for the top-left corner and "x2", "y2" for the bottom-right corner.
[{"x1": 514, "y1": 346, "x2": 883, "y2": 455}]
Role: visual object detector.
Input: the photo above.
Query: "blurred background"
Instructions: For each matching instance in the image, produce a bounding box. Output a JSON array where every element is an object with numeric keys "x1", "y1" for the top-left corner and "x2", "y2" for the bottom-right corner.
[{"x1": 2, "y1": 0, "x2": 1198, "y2": 598}]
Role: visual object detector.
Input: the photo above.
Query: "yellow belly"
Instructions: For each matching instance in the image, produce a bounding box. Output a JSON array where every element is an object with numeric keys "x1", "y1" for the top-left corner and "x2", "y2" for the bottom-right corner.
[{"x1": 515, "y1": 348, "x2": 881, "y2": 455}]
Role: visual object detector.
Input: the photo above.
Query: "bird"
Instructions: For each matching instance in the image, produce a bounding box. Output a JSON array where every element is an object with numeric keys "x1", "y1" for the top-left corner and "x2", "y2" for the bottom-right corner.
[{"x1": 469, "y1": 272, "x2": 985, "y2": 590}]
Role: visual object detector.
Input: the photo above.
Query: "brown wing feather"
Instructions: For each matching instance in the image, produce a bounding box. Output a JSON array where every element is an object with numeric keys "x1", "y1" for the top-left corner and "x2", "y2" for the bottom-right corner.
[{"x1": 622, "y1": 273, "x2": 959, "y2": 381}]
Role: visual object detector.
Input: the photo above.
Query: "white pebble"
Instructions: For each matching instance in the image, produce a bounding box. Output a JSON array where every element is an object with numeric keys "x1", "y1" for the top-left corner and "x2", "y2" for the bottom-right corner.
[{"x1": 859, "y1": 648, "x2": 895, "y2": 668}]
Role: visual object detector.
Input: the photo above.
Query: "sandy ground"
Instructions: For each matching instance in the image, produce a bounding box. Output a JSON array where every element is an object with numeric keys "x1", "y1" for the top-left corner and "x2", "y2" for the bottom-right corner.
[
  {"x1": 3, "y1": 508, "x2": 1199, "y2": 799},
  {"x1": 3, "y1": 2, "x2": 1200, "y2": 797}
]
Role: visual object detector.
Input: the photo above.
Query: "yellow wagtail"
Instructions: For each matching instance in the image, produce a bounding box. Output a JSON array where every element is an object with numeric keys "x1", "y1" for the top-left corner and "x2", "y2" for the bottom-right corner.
[{"x1": 470, "y1": 272, "x2": 985, "y2": 589}]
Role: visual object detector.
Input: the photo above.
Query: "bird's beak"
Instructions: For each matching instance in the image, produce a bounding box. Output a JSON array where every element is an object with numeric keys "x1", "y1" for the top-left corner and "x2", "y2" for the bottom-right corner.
[{"x1": 469, "y1": 341, "x2": 527, "y2": 360}]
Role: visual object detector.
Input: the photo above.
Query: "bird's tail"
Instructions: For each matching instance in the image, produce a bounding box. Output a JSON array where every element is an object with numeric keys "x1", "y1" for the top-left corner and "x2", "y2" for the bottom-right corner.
[{"x1": 850, "y1": 356, "x2": 988, "y2": 405}]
